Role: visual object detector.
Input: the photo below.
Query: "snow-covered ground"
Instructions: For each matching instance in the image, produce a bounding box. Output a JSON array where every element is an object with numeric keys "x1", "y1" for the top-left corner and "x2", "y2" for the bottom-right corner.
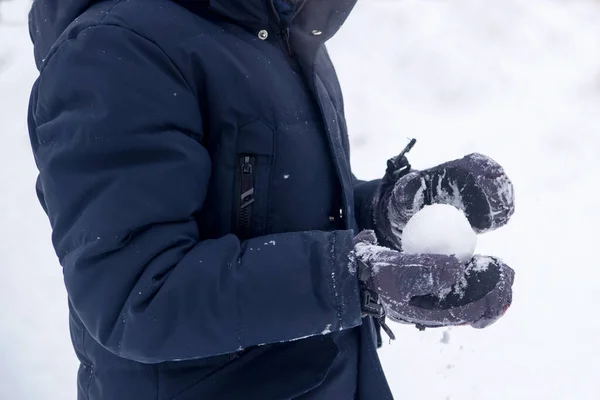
[{"x1": 2, "y1": 0, "x2": 600, "y2": 399}]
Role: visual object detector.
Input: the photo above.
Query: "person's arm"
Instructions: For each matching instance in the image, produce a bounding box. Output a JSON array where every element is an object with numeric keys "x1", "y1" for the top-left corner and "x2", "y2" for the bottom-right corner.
[{"x1": 30, "y1": 24, "x2": 361, "y2": 364}]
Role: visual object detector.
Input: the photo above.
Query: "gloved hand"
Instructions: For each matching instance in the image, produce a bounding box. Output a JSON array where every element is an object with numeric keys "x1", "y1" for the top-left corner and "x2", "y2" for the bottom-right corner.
[
  {"x1": 353, "y1": 231, "x2": 514, "y2": 331},
  {"x1": 374, "y1": 152, "x2": 515, "y2": 249}
]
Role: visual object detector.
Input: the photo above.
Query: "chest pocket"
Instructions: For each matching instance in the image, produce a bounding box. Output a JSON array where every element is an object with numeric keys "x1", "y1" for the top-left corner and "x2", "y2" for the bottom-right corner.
[{"x1": 233, "y1": 119, "x2": 275, "y2": 240}]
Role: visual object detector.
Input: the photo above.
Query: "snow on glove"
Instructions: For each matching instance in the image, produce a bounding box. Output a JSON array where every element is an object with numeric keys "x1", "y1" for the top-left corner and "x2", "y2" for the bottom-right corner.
[
  {"x1": 374, "y1": 153, "x2": 515, "y2": 249},
  {"x1": 353, "y1": 231, "x2": 514, "y2": 330},
  {"x1": 407, "y1": 255, "x2": 515, "y2": 329},
  {"x1": 352, "y1": 230, "x2": 465, "y2": 333}
]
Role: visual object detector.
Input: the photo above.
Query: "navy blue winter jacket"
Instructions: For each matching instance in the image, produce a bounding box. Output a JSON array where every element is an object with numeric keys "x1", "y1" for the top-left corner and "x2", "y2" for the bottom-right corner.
[{"x1": 28, "y1": 0, "x2": 392, "y2": 398}]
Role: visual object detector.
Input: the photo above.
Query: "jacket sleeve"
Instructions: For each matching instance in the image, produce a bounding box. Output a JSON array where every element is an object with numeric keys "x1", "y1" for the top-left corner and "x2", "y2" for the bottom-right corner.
[
  {"x1": 353, "y1": 175, "x2": 381, "y2": 232},
  {"x1": 30, "y1": 25, "x2": 361, "y2": 364}
]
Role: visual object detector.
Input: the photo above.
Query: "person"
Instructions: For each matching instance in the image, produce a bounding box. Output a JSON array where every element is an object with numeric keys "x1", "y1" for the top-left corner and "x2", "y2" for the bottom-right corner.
[{"x1": 27, "y1": 0, "x2": 516, "y2": 399}]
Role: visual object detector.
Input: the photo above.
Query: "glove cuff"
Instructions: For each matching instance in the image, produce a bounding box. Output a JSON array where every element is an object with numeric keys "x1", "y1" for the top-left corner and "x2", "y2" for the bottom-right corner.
[
  {"x1": 356, "y1": 259, "x2": 396, "y2": 340},
  {"x1": 371, "y1": 179, "x2": 404, "y2": 250},
  {"x1": 372, "y1": 171, "x2": 430, "y2": 250}
]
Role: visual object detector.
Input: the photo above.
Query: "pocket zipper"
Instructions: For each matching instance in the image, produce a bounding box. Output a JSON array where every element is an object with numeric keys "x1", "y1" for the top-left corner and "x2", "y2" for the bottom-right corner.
[{"x1": 237, "y1": 156, "x2": 255, "y2": 240}]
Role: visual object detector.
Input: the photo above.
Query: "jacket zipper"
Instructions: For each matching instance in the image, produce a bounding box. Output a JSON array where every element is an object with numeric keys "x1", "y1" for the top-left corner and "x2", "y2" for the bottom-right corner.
[
  {"x1": 237, "y1": 156, "x2": 255, "y2": 240},
  {"x1": 268, "y1": 0, "x2": 303, "y2": 64}
]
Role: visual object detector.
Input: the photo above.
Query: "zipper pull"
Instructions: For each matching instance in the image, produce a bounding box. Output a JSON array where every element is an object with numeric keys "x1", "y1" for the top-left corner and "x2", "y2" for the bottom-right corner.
[
  {"x1": 240, "y1": 156, "x2": 255, "y2": 209},
  {"x1": 379, "y1": 317, "x2": 396, "y2": 343},
  {"x1": 282, "y1": 28, "x2": 293, "y2": 56}
]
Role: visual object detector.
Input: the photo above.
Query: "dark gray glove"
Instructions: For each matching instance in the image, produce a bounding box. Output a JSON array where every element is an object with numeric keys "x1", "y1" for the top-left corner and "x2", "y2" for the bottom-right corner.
[
  {"x1": 353, "y1": 231, "x2": 514, "y2": 331},
  {"x1": 353, "y1": 230, "x2": 463, "y2": 331},
  {"x1": 405, "y1": 254, "x2": 514, "y2": 329},
  {"x1": 374, "y1": 153, "x2": 515, "y2": 249}
]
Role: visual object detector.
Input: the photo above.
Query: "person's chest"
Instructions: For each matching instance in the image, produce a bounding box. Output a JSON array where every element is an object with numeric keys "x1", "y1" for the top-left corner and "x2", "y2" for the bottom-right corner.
[{"x1": 170, "y1": 17, "x2": 350, "y2": 238}]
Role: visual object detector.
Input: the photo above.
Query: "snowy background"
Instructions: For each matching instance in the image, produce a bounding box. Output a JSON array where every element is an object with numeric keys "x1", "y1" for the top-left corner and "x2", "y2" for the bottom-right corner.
[{"x1": 2, "y1": 0, "x2": 600, "y2": 399}]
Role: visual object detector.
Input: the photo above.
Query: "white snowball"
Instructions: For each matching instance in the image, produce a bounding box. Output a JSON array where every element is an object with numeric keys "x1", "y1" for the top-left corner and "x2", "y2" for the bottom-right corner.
[{"x1": 401, "y1": 204, "x2": 477, "y2": 263}]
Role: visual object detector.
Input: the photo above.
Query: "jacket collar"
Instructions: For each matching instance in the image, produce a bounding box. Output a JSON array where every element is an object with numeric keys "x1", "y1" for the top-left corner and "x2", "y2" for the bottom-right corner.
[
  {"x1": 29, "y1": 0, "x2": 357, "y2": 69},
  {"x1": 206, "y1": 0, "x2": 357, "y2": 40}
]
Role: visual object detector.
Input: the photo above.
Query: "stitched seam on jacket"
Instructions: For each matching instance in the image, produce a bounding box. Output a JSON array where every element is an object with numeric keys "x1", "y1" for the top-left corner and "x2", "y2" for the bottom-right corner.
[
  {"x1": 332, "y1": 234, "x2": 343, "y2": 328},
  {"x1": 38, "y1": 0, "x2": 122, "y2": 73},
  {"x1": 81, "y1": 325, "x2": 91, "y2": 368},
  {"x1": 37, "y1": 3, "x2": 195, "y2": 101},
  {"x1": 155, "y1": 365, "x2": 159, "y2": 400},
  {"x1": 99, "y1": 23, "x2": 196, "y2": 96},
  {"x1": 236, "y1": 255, "x2": 243, "y2": 350},
  {"x1": 85, "y1": 364, "x2": 94, "y2": 400}
]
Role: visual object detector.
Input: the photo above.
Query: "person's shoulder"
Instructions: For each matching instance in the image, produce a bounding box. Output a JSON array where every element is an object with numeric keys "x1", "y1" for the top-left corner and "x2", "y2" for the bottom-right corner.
[
  {"x1": 105, "y1": 0, "x2": 210, "y2": 45},
  {"x1": 57, "y1": 0, "x2": 209, "y2": 55}
]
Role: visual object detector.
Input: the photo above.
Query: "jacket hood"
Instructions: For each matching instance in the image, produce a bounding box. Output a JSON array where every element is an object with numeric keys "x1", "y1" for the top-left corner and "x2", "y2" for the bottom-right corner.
[{"x1": 29, "y1": 0, "x2": 356, "y2": 69}]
